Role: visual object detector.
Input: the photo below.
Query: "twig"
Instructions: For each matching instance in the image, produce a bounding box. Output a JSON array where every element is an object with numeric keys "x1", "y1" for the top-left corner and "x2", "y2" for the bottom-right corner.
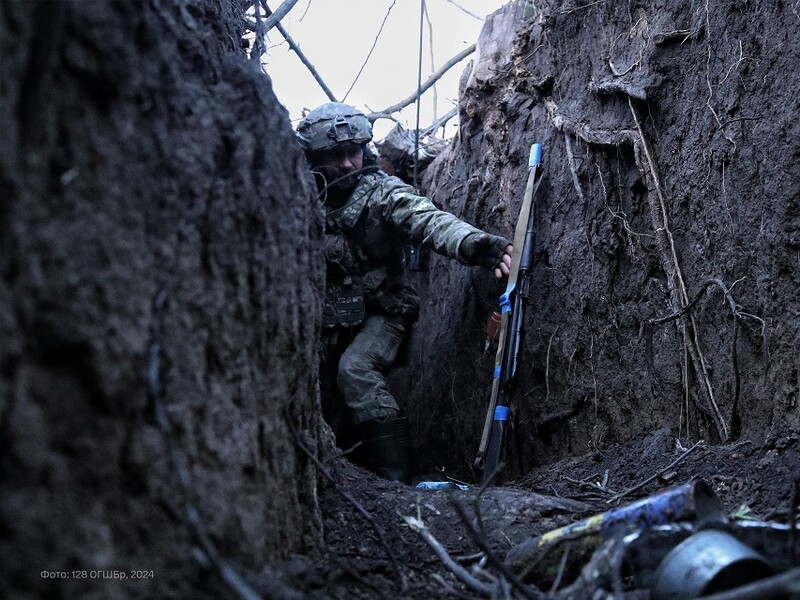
[
  {"x1": 147, "y1": 290, "x2": 264, "y2": 600},
  {"x1": 324, "y1": 440, "x2": 363, "y2": 463},
  {"x1": 421, "y1": 106, "x2": 458, "y2": 138},
  {"x1": 699, "y1": 567, "x2": 800, "y2": 600},
  {"x1": 431, "y1": 572, "x2": 478, "y2": 598},
  {"x1": 563, "y1": 476, "x2": 614, "y2": 496},
  {"x1": 289, "y1": 424, "x2": 407, "y2": 591},
  {"x1": 328, "y1": 555, "x2": 384, "y2": 596},
  {"x1": 450, "y1": 497, "x2": 543, "y2": 600},
  {"x1": 342, "y1": 0, "x2": 398, "y2": 102},
  {"x1": 548, "y1": 544, "x2": 571, "y2": 596},
  {"x1": 473, "y1": 460, "x2": 503, "y2": 543},
  {"x1": 560, "y1": 0, "x2": 608, "y2": 14},
  {"x1": 404, "y1": 515, "x2": 495, "y2": 596},
  {"x1": 251, "y1": 0, "x2": 266, "y2": 62},
  {"x1": 606, "y1": 440, "x2": 704, "y2": 504},
  {"x1": 445, "y1": 0, "x2": 483, "y2": 21}
]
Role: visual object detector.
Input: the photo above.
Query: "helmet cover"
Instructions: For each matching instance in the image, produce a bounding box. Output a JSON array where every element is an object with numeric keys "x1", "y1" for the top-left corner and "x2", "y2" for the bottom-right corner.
[{"x1": 296, "y1": 102, "x2": 373, "y2": 152}]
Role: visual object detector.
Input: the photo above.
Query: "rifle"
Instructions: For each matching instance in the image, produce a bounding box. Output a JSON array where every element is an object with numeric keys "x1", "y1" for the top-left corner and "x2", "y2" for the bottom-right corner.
[{"x1": 474, "y1": 143, "x2": 544, "y2": 485}]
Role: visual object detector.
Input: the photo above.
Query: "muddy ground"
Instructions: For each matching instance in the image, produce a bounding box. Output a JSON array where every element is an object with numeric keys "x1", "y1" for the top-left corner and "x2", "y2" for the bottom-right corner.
[{"x1": 265, "y1": 426, "x2": 799, "y2": 599}]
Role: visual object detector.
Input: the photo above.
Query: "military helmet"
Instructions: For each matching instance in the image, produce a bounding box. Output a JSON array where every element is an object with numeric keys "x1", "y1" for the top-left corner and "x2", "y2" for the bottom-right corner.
[{"x1": 295, "y1": 102, "x2": 373, "y2": 152}]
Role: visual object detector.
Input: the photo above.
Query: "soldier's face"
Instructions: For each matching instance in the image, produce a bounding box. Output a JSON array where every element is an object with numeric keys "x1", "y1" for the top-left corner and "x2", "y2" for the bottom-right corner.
[{"x1": 314, "y1": 143, "x2": 364, "y2": 191}]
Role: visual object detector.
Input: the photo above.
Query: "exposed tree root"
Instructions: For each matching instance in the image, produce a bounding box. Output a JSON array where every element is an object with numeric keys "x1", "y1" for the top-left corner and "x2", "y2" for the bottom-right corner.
[
  {"x1": 645, "y1": 278, "x2": 768, "y2": 440},
  {"x1": 544, "y1": 96, "x2": 730, "y2": 442},
  {"x1": 627, "y1": 97, "x2": 728, "y2": 442}
]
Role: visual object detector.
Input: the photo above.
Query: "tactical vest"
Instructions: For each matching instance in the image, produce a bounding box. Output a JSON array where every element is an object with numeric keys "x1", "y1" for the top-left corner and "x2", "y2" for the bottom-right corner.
[{"x1": 323, "y1": 173, "x2": 417, "y2": 328}]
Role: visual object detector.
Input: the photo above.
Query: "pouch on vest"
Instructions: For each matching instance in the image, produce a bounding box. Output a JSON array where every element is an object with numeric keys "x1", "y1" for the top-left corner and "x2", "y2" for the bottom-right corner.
[{"x1": 322, "y1": 277, "x2": 365, "y2": 328}]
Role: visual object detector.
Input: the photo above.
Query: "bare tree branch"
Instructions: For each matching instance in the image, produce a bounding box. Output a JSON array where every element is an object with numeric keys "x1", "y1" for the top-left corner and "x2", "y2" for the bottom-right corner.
[
  {"x1": 445, "y1": 0, "x2": 484, "y2": 21},
  {"x1": 370, "y1": 43, "x2": 475, "y2": 117},
  {"x1": 421, "y1": 106, "x2": 458, "y2": 137},
  {"x1": 262, "y1": 0, "x2": 301, "y2": 34},
  {"x1": 262, "y1": 1, "x2": 338, "y2": 102}
]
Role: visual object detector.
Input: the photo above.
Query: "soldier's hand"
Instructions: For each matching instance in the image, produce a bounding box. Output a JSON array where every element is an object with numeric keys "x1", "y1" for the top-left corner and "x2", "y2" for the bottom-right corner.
[
  {"x1": 461, "y1": 232, "x2": 512, "y2": 279},
  {"x1": 495, "y1": 243, "x2": 513, "y2": 279}
]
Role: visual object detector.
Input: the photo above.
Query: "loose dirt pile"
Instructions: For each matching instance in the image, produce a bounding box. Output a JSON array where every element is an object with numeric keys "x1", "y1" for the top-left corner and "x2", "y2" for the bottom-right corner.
[{"x1": 278, "y1": 427, "x2": 799, "y2": 599}]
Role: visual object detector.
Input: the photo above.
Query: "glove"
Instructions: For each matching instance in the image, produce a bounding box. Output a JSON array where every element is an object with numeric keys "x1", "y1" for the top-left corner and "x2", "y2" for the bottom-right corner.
[{"x1": 461, "y1": 232, "x2": 511, "y2": 269}]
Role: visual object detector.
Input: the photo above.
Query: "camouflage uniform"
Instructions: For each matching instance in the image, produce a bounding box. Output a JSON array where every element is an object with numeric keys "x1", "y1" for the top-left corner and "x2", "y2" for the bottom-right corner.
[
  {"x1": 322, "y1": 171, "x2": 483, "y2": 425},
  {"x1": 298, "y1": 102, "x2": 508, "y2": 483}
]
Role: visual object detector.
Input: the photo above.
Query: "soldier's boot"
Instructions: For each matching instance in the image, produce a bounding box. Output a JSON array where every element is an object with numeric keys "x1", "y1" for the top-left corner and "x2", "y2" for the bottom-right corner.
[{"x1": 360, "y1": 416, "x2": 412, "y2": 485}]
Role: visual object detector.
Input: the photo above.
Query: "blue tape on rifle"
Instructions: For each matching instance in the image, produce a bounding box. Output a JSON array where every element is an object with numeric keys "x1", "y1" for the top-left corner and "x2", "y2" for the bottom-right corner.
[
  {"x1": 493, "y1": 365, "x2": 502, "y2": 379},
  {"x1": 494, "y1": 405, "x2": 509, "y2": 421},
  {"x1": 499, "y1": 282, "x2": 515, "y2": 315},
  {"x1": 529, "y1": 143, "x2": 543, "y2": 168}
]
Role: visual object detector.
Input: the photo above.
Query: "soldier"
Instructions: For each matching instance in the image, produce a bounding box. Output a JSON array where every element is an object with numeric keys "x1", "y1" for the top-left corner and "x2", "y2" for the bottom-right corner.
[{"x1": 296, "y1": 102, "x2": 511, "y2": 484}]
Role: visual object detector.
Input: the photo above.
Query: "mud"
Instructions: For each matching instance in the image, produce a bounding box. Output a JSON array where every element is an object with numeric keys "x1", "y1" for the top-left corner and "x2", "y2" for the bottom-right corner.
[{"x1": 1, "y1": 1, "x2": 325, "y2": 598}]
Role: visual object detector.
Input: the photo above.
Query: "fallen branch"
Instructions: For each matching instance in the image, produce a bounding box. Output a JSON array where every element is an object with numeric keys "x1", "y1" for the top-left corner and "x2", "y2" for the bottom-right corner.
[
  {"x1": 370, "y1": 43, "x2": 476, "y2": 117},
  {"x1": 606, "y1": 440, "x2": 704, "y2": 504},
  {"x1": 403, "y1": 514, "x2": 495, "y2": 596},
  {"x1": 450, "y1": 496, "x2": 543, "y2": 600}
]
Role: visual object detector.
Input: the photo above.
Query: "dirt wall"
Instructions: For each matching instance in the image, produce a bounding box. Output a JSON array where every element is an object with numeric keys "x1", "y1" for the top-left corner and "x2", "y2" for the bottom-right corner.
[
  {"x1": 395, "y1": 0, "x2": 799, "y2": 479},
  {"x1": 0, "y1": 1, "x2": 325, "y2": 597}
]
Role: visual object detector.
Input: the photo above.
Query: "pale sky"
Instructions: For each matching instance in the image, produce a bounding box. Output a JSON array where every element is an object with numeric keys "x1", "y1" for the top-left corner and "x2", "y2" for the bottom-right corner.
[{"x1": 259, "y1": 0, "x2": 508, "y2": 139}]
